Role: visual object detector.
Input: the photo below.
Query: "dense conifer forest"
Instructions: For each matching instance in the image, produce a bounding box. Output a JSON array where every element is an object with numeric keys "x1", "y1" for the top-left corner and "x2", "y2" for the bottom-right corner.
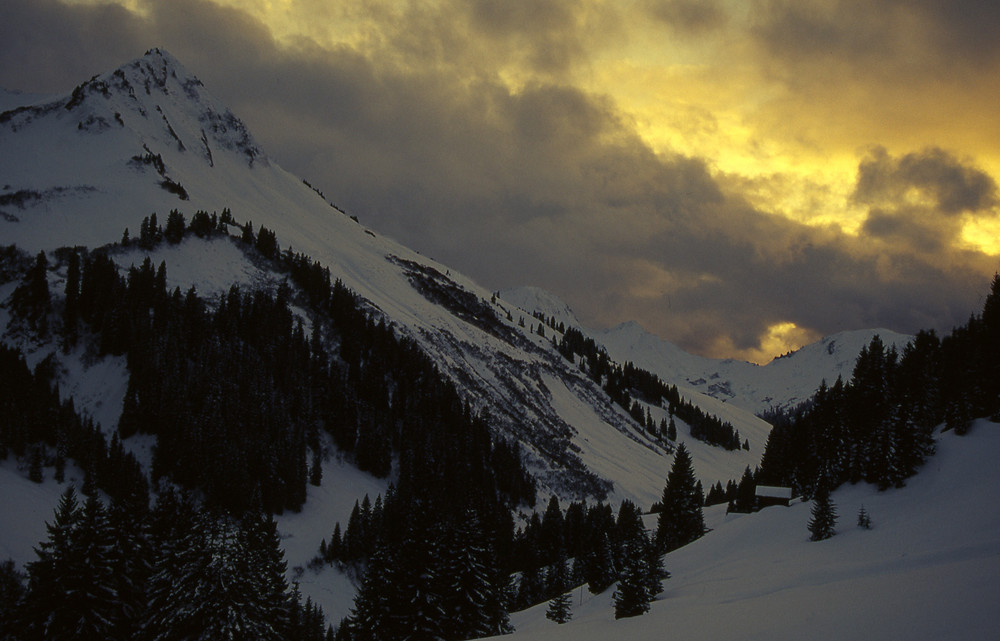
[
  {"x1": 757, "y1": 276, "x2": 1000, "y2": 499},
  {"x1": 0, "y1": 212, "x2": 536, "y2": 639}
]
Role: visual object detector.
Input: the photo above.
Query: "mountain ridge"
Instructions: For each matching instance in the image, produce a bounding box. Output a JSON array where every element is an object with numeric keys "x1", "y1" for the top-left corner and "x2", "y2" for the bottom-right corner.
[{"x1": 499, "y1": 285, "x2": 914, "y2": 416}]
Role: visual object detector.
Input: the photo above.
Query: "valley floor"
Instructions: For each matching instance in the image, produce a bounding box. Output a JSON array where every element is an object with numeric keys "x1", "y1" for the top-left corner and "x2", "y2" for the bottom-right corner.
[
  {"x1": 4, "y1": 419, "x2": 997, "y2": 640},
  {"x1": 498, "y1": 419, "x2": 1000, "y2": 641}
]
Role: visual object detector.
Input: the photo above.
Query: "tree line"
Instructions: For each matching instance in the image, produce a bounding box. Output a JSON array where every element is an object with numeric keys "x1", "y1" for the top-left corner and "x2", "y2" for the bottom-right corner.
[
  {"x1": 556, "y1": 326, "x2": 746, "y2": 450},
  {"x1": 316, "y1": 442, "x2": 705, "y2": 626},
  {"x1": 758, "y1": 275, "x2": 1000, "y2": 498}
]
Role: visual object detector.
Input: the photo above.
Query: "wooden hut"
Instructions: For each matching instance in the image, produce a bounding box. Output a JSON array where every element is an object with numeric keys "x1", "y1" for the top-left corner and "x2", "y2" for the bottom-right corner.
[{"x1": 754, "y1": 485, "x2": 793, "y2": 510}]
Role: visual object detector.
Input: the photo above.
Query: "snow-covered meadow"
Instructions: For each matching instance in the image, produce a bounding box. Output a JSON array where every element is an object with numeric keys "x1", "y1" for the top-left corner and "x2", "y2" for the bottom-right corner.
[{"x1": 499, "y1": 419, "x2": 1000, "y2": 641}]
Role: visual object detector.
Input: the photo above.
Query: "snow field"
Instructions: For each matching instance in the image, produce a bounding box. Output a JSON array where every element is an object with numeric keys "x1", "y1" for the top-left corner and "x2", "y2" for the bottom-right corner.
[{"x1": 500, "y1": 420, "x2": 1000, "y2": 641}]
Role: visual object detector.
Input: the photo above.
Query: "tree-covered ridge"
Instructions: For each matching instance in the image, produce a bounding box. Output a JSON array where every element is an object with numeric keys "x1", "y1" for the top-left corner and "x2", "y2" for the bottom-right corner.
[
  {"x1": 557, "y1": 326, "x2": 747, "y2": 450},
  {"x1": 759, "y1": 275, "x2": 1000, "y2": 498},
  {"x1": 3, "y1": 208, "x2": 537, "y2": 514},
  {"x1": 0, "y1": 210, "x2": 539, "y2": 637}
]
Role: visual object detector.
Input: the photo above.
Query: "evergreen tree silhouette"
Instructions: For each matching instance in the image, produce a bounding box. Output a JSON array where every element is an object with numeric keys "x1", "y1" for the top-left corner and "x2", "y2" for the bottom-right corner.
[
  {"x1": 545, "y1": 551, "x2": 573, "y2": 624},
  {"x1": 656, "y1": 443, "x2": 705, "y2": 552},
  {"x1": 808, "y1": 487, "x2": 838, "y2": 541}
]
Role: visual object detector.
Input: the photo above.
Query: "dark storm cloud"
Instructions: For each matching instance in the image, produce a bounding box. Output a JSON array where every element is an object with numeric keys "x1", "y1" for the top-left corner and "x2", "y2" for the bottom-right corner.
[
  {"x1": 0, "y1": 0, "x2": 995, "y2": 359},
  {"x1": 906, "y1": 0, "x2": 1000, "y2": 67},
  {"x1": 0, "y1": 0, "x2": 147, "y2": 92},
  {"x1": 860, "y1": 210, "x2": 954, "y2": 255},
  {"x1": 751, "y1": 0, "x2": 1000, "y2": 77},
  {"x1": 850, "y1": 147, "x2": 999, "y2": 261},
  {"x1": 854, "y1": 147, "x2": 998, "y2": 216},
  {"x1": 465, "y1": 0, "x2": 591, "y2": 74}
]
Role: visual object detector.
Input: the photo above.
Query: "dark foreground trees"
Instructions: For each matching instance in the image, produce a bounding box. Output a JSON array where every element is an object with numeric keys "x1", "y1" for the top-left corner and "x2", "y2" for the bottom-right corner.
[
  {"x1": 9, "y1": 485, "x2": 327, "y2": 641},
  {"x1": 655, "y1": 443, "x2": 705, "y2": 553},
  {"x1": 613, "y1": 500, "x2": 666, "y2": 619},
  {"x1": 808, "y1": 488, "x2": 838, "y2": 542}
]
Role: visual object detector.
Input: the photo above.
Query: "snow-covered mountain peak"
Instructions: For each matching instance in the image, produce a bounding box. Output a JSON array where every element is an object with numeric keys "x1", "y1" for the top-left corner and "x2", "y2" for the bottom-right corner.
[
  {"x1": 498, "y1": 286, "x2": 582, "y2": 329},
  {"x1": 0, "y1": 47, "x2": 298, "y2": 252},
  {"x1": 610, "y1": 319, "x2": 644, "y2": 335},
  {"x1": 63, "y1": 46, "x2": 263, "y2": 167},
  {"x1": 496, "y1": 285, "x2": 918, "y2": 420}
]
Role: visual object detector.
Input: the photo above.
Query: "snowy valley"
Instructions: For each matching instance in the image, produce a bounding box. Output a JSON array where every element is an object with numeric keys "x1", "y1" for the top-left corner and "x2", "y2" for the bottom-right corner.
[{"x1": 1, "y1": 49, "x2": 997, "y2": 640}]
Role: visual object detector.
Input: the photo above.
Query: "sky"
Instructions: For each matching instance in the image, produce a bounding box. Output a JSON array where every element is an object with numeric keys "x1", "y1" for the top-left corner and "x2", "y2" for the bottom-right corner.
[{"x1": 2, "y1": 0, "x2": 999, "y2": 363}]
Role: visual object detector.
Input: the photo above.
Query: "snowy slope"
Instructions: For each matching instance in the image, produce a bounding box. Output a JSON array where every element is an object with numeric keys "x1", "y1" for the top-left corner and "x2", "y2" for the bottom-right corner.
[
  {"x1": 497, "y1": 286, "x2": 582, "y2": 330},
  {"x1": 498, "y1": 420, "x2": 1000, "y2": 641}
]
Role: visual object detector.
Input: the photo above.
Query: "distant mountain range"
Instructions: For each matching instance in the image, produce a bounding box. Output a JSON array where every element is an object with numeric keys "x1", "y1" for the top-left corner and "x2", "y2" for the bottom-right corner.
[{"x1": 501, "y1": 286, "x2": 912, "y2": 416}]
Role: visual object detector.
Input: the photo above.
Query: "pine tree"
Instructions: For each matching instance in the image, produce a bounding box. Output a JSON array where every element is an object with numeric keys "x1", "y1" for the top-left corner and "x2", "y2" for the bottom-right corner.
[
  {"x1": 346, "y1": 545, "x2": 396, "y2": 641},
  {"x1": 21, "y1": 486, "x2": 80, "y2": 640},
  {"x1": 309, "y1": 448, "x2": 323, "y2": 486},
  {"x1": 539, "y1": 495, "x2": 564, "y2": 565},
  {"x1": 62, "y1": 250, "x2": 81, "y2": 351},
  {"x1": 808, "y1": 488, "x2": 838, "y2": 541},
  {"x1": 242, "y1": 220, "x2": 255, "y2": 245},
  {"x1": 0, "y1": 558, "x2": 26, "y2": 640},
  {"x1": 543, "y1": 550, "x2": 567, "y2": 600},
  {"x1": 516, "y1": 562, "x2": 545, "y2": 608},
  {"x1": 21, "y1": 488, "x2": 121, "y2": 640},
  {"x1": 327, "y1": 523, "x2": 342, "y2": 563},
  {"x1": 656, "y1": 443, "x2": 705, "y2": 552},
  {"x1": 342, "y1": 500, "x2": 364, "y2": 563},
  {"x1": 10, "y1": 251, "x2": 51, "y2": 337},
  {"x1": 857, "y1": 504, "x2": 872, "y2": 530},
  {"x1": 245, "y1": 509, "x2": 292, "y2": 637},
  {"x1": 439, "y1": 510, "x2": 508, "y2": 640},
  {"x1": 164, "y1": 209, "x2": 186, "y2": 244},
  {"x1": 584, "y1": 532, "x2": 617, "y2": 594},
  {"x1": 545, "y1": 553, "x2": 573, "y2": 624},
  {"x1": 391, "y1": 519, "x2": 446, "y2": 641},
  {"x1": 108, "y1": 488, "x2": 152, "y2": 640},
  {"x1": 613, "y1": 528, "x2": 651, "y2": 619},
  {"x1": 643, "y1": 535, "x2": 668, "y2": 601},
  {"x1": 731, "y1": 465, "x2": 756, "y2": 513},
  {"x1": 70, "y1": 495, "x2": 120, "y2": 637}
]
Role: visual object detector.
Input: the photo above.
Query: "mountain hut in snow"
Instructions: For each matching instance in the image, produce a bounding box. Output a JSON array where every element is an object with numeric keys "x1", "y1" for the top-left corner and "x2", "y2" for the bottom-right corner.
[{"x1": 755, "y1": 485, "x2": 793, "y2": 510}]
